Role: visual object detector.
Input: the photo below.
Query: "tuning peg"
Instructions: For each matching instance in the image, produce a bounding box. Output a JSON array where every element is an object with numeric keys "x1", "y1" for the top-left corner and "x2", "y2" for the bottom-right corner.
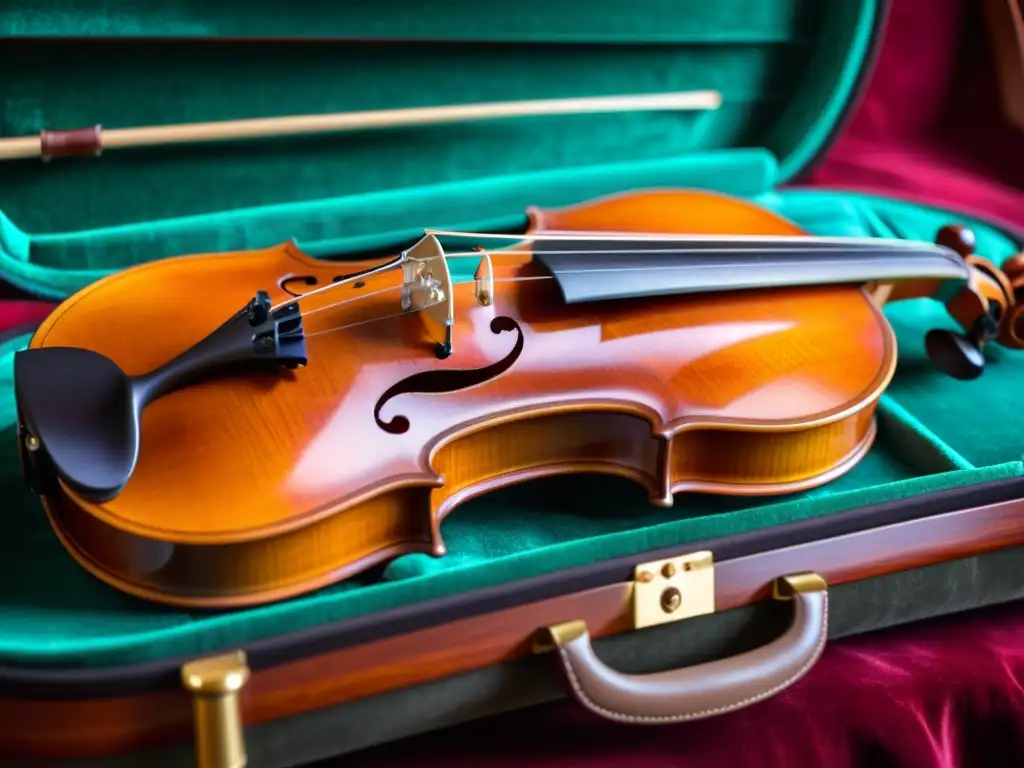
[
  {"x1": 925, "y1": 309, "x2": 997, "y2": 381},
  {"x1": 1001, "y1": 252, "x2": 1024, "y2": 287},
  {"x1": 925, "y1": 329, "x2": 985, "y2": 380},
  {"x1": 936, "y1": 225, "x2": 976, "y2": 258}
]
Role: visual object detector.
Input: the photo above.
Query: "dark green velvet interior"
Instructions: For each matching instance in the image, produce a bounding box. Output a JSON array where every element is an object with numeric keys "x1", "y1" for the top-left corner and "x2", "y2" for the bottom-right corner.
[
  {"x1": 0, "y1": 0, "x2": 875, "y2": 297},
  {"x1": 3, "y1": 0, "x2": 1022, "y2": 671}
]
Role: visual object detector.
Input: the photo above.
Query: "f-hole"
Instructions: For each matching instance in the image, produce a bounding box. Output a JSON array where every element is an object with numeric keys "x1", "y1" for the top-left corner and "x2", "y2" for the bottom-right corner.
[{"x1": 373, "y1": 316, "x2": 524, "y2": 435}]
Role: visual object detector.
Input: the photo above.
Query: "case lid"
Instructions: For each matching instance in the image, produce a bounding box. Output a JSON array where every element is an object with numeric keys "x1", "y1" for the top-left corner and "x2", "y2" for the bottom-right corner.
[{"x1": 0, "y1": 0, "x2": 884, "y2": 298}]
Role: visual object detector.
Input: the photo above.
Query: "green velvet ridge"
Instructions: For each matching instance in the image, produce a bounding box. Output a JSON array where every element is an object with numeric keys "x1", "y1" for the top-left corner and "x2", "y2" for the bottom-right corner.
[{"x1": 3, "y1": 5, "x2": 1022, "y2": 671}]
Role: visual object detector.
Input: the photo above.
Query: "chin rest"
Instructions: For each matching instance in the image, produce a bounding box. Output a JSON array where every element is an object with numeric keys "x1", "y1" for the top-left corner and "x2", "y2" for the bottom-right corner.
[
  {"x1": 15, "y1": 347, "x2": 139, "y2": 502},
  {"x1": 14, "y1": 292, "x2": 306, "y2": 503}
]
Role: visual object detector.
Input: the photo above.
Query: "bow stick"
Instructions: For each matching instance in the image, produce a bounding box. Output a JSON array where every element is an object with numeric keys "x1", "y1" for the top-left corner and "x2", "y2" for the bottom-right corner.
[{"x1": 0, "y1": 90, "x2": 722, "y2": 163}]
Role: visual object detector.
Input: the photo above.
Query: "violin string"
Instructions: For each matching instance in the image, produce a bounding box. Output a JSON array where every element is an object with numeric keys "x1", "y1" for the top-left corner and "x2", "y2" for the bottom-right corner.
[
  {"x1": 290, "y1": 247, "x2": 953, "y2": 319},
  {"x1": 305, "y1": 304, "x2": 434, "y2": 338},
  {"x1": 300, "y1": 282, "x2": 400, "y2": 319},
  {"x1": 279, "y1": 235, "x2": 961, "y2": 320},
  {"x1": 302, "y1": 274, "x2": 553, "y2": 339},
  {"x1": 437, "y1": 243, "x2": 946, "y2": 260},
  {"x1": 270, "y1": 254, "x2": 403, "y2": 312},
  {"x1": 426, "y1": 229, "x2": 951, "y2": 250}
]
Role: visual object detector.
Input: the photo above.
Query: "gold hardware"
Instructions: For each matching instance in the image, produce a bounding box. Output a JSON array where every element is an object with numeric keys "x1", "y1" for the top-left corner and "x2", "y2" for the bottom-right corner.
[
  {"x1": 24, "y1": 434, "x2": 39, "y2": 451},
  {"x1": 181, "y1": 651, "x2": 250, "y2": 768},
  {"x1": 772, "y1": 572, "x2": 828, "y2": 600},
  {"x1": 633, "y1": 551, "x2": 714, "y2": 629},
  {"x1": 532, "y1": 619, "x2": 587, "y2": 653},
  {"x1": 660, "y1": 587, "x2": 682, "y2": 613}
]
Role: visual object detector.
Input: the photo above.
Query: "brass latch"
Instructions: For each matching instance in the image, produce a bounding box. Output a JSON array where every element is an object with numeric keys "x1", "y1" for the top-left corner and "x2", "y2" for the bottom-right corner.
[
  {"x1": 181, "y1": 650, "x2": 251, "y2": 768},
  {"x1": 633, "y1": 550, "x2": 714, "y2": 629}
]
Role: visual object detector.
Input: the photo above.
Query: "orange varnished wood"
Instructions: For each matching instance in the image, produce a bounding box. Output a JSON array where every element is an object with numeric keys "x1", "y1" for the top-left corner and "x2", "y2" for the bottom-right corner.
[
  {"x1": 26, "y1": 189, "x2": 1012, "y2": 608},
  {"x1": 2, "y1": 497, "x2": 1023, "y2": 759}
]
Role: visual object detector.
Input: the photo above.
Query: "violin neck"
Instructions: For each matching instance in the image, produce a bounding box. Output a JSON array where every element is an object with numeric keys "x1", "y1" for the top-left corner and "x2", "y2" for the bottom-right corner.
[{"x1": 528, "y1": 236, "x2": 970, "y2": 304}]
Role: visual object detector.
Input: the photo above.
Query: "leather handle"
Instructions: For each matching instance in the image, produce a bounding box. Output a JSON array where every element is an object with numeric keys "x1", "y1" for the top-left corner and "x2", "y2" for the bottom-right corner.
[{"x1": 537, "y1": 572, "x2": 828, "y2": 724}]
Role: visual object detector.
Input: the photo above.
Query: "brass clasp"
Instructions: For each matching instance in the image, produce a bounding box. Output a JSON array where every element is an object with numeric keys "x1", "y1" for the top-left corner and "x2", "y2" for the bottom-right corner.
[
  {"x1": 181, "y1": 650, "x2": 251, "y2": 768},
  {"x1": 632, "y1": 550, "x2": 715, "y2": 629}
]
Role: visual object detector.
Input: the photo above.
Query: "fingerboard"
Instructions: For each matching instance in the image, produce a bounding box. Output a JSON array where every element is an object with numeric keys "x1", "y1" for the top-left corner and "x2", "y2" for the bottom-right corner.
[{"x1": 530, "y1": 237, "x2": 968, "y2": 304}]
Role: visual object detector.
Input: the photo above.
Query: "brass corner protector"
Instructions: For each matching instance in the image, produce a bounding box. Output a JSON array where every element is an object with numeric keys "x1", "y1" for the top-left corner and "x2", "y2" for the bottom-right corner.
[{"x1": 181, "y1": 650, "x2": 251, "y2": 768}]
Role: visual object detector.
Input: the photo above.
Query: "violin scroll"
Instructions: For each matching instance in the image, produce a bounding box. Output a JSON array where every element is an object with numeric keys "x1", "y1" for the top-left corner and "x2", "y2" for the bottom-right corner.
[
  {"x1": 995, "y1": 251, "x2": 1024, "y2": 349},
  {"x1": 925, "y1": 225, "x2": 1021, "y2": 378}
]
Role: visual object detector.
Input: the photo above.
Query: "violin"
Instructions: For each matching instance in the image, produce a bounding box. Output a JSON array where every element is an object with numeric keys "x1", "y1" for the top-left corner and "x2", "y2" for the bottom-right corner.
[{"x1": 13, "y1": 189, "x2": 1024, "y2": 608}]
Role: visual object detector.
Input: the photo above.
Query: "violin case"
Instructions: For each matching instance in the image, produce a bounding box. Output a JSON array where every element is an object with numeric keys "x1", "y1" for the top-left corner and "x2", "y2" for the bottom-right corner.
[{"x1": 3, "y1": 0, "x2": 1024, "y2": 766}]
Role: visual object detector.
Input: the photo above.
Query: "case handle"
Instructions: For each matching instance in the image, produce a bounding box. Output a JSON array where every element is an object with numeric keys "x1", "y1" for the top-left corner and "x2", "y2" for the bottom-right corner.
[{"x1": 535, "y1": 572, "x2": 827, "y2": 724}]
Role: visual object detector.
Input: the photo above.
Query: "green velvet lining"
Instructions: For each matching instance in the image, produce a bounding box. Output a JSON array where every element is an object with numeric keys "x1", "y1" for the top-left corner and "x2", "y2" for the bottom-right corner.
[
  {"x1": 4, "y1": 4, "x2": 1021, "y2": 672},
  {"x1": 0, "y1": 0, "x2": 877, "y2": 297}
]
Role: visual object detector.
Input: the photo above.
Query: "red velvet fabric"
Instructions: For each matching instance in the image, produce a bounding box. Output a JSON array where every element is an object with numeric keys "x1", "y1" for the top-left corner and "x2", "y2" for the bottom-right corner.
[
  {"x1": 803, "y1": 0, "x2": 1024, "y2": 231},
  {"x1": 0, "y1": 301, "x2": 58, "y2": 335},
  {"x1": 354, "y1": 0, "x2": 1024, "y2": 766}
]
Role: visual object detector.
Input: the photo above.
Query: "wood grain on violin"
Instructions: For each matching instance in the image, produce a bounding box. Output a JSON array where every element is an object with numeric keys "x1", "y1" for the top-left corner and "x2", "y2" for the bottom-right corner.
[{"x1": 14, "y1": 189, "x2": 1023, "y2": 607}]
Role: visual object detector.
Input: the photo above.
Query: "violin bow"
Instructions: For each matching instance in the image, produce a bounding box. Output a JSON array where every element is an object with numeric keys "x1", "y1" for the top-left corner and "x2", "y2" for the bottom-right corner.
[{"x1": 0, "y1": 90, "x2": 722, "y2": 163}]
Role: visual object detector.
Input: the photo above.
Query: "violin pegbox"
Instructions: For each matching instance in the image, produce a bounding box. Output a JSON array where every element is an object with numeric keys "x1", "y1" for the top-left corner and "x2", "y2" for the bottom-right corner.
[
  {"x1": 926, "y1": 225, "x2": 1017, "y2": 379},
  {"x1": 994, "y1": 251, "x2": 1024, "y2": 349},
  {"x1": 400, "y1": 234, "x2": 455, "y2": 360}
]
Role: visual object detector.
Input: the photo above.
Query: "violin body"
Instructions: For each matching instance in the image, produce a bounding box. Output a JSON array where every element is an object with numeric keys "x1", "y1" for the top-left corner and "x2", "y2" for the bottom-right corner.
[{"x1": 14, "y1": 190, "x2": 1012, "y2": 608}]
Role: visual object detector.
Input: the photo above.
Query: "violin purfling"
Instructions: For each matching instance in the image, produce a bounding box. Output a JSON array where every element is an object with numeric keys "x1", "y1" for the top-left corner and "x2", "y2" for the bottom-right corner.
[{"x1": 13, "y1": 189, "x2": 1024, "y2": 608}]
